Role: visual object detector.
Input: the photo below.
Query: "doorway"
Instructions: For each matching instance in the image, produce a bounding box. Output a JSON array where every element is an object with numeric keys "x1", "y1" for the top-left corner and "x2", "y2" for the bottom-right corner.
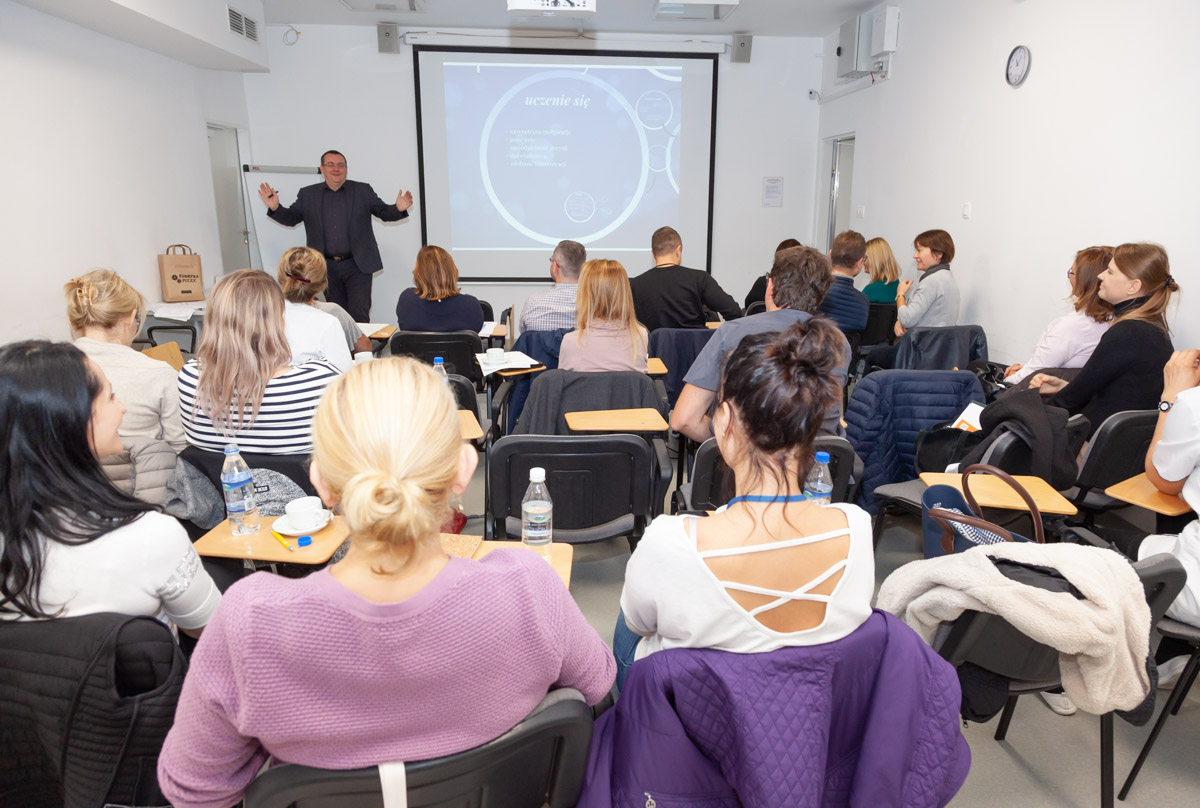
[
  {"x1": 206, "y1": 125, "x2": 254, "y2": 274},
  {"x1": 825, "y1": 136, "x2": 855, "y2": 250}
]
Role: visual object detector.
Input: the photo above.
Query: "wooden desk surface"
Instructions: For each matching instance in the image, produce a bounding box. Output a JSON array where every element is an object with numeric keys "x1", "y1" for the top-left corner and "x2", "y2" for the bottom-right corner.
[
  {"x1": 1105, "y1": 473, "x2": 1193, "y2": 517},
  {"x1": 496, "y1": 364, "x2": 546, "y2": 378},
  {"x1": 565, "y1": 407, "x2": 669, "y2": 432},
  {"x1": 646, "y1": 357, "x2": 667, "y2": 377},
  {"x1": 195, "y1": 514, "x2": 350, "y2": 564},
  {"x1": 367, "y1": 325, "x2": 397, "y2": 340},
  {"x1": 919, "y1": 473, "x2": 1078, "y2": 515},
  {"x1": 458, "y1": 409, "x2": 484, "y2": 441},
  {"x1": 491, "y1": 324, "x2": 508, "y2": 338},
  {"x1": 195, "y1": 517, "x2": 573, "y2": 588},
  {"x1": 706, "y1": 321, "x2": 721, "y2": 330},
  {"x1": 141, "y1": 341, "x2": 185, "y2": 372}
]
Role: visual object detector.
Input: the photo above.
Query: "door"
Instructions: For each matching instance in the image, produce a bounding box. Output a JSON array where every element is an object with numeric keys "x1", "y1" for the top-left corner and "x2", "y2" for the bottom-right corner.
[{"x1": 207, "y1": 125, "x2": 253, "y2": 274}]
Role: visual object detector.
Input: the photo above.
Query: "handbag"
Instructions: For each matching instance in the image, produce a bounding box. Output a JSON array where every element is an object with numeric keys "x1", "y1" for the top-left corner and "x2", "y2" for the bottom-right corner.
[
  {"x1": 914, "y1": 420, "x2": 984, "y2": 473},
  {"x1": 921, "y1": 464, "x2": 1045, "y2": 558},
  {"x1": 157, "y1": 244, "x2": 205, "y2": 302}
]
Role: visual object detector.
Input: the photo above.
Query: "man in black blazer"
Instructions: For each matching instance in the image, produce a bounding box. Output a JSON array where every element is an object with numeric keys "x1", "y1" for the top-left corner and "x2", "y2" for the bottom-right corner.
[{"x1": 259, "y1": 150, "x2": 413, "y2": 322}]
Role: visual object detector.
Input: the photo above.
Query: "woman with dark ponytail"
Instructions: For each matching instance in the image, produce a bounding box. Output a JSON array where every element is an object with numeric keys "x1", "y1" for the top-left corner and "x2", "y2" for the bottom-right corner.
[
  {"x1": 614, "y1": 318, "x2": 875, "y2": 687},
  {"x1": 0, "y1": 341, "x2": 219, "y2": 631}
]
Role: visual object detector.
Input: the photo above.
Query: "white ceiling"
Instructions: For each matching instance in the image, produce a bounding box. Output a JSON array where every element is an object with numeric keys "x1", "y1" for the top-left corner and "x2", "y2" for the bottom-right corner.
[{"x1": 261, "y1": 0, "x2": 879, "y2": 37}]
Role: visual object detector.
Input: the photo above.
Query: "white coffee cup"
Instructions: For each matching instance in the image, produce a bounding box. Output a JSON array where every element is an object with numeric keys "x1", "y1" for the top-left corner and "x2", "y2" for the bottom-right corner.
[
  {"x1": 353, "y1": 351, "x2": 374, "y2": 364},
  {"x1": 285, "y1": 496, "x2": 326, "y2": 532},
  {"x1": 486, "y1": 347, "x2": 505, "y2": 362}
]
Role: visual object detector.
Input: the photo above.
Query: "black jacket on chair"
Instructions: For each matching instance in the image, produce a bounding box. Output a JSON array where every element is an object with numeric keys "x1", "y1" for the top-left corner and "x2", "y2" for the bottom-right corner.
[{"x1": 0, "y1": 613, "x2": 186, "y2": 808}]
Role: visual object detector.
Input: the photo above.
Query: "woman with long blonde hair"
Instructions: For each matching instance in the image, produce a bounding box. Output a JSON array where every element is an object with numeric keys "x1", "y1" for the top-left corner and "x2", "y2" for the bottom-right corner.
[
  {"x1": 394, "y1": 245, "x2": 485, "y2": 332},
  {"x1": 159, "y1": 358, "x2": 615, "y2": 807},
  {"x1": 275, "y1": 247, "x2": 355, "y2": 370},
  {"x1": 64, "y1": 269, "x2": 185, "y2": 451},
  {"x1": 177, "y1": 269, "x2": 339, "y2": 454},
  {"x1": 862, "y1": 237, "x2": 902, "y2": 303},
  {"x1": 1031, "y1": 242, "x2": 1177, "y2": 437},
  {"x1": 559, "y1": 259, "x2": 649, "y2": 372}
]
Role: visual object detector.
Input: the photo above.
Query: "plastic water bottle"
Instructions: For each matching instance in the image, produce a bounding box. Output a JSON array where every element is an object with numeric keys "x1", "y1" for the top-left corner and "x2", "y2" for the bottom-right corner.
[
  {"x1": 803, "y1": 451, "x2": 834, "y2": 504},
  {"x1": 432, "y1": 357, "x2": 448, "y2": 380},
  {"x1": 521, "y1": 467, "x2": 553, "y2": 562},
  {"x1": 221, "y1": 444, "x2": 260, "y2": 536}
]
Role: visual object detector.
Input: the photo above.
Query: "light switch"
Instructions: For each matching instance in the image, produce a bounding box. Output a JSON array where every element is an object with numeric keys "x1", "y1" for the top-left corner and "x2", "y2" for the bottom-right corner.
[
  {"x1": 962, "y1": 203, "x2": 972, "y2": 219},
  {"x1": 856, "y1": 205, "x2": 866, "y2": 218}
]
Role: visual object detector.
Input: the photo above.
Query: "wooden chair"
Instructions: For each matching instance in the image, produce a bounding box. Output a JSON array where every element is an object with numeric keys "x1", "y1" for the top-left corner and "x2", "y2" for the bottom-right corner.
[{"x1": 141, "y1": 341, "x2": 185, "y2": 371}]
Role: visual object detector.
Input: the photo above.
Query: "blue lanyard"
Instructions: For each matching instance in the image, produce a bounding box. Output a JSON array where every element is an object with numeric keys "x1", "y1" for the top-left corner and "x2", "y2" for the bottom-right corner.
[{"x1": 726, "y1": 494, "x2": 810, "y2": 506}]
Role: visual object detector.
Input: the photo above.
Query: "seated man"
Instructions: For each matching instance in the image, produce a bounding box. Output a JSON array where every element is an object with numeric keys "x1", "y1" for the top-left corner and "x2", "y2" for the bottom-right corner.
[
  {"x1": 671, "y1": 246, "x2": 850, "y2": 442},
  {"x1": 630, "y1": 226, "x2": 742, "y2": 331},
  {"x1": 518, "y1": 240, "x2": 585, "y2": 333},
  {"x1": 819, "y1": 230, "x2": 871, "y2": 333}
]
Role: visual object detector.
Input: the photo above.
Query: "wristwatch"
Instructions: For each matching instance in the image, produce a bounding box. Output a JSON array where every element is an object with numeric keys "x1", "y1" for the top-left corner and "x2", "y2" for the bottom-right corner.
[{"x1": 1159, "y1": 400, "x2": 1174, "y2": 413}]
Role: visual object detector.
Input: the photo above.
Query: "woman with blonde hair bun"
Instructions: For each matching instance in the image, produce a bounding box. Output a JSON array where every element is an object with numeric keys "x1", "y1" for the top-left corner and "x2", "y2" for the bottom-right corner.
[
  {"x1": 559, "y1": 259, "x2": 649, "y2": 372},
  {"x1": 178, "y1": 269, "x2": 339, "y2": 454},
  {"x1": 158, "y1": 357, "x2": 615, "y2": 807},
  {"x1": 64, "y1": 269, "x2": 185, "y2": 451},
  {"x1": 276, "y1": 247, "x2": 360, "y2": 368}
]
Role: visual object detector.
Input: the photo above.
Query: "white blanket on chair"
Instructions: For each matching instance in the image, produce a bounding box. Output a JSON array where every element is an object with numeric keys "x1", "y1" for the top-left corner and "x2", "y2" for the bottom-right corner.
[{"x1": 876, "y1": 543, "x2": 1150, "y2": 715}]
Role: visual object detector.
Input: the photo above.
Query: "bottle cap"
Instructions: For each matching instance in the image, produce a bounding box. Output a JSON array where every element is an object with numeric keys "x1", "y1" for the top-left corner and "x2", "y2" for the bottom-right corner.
[
  {"x1": 223, "y1": 444, "x2": 239, "y2": 454},
  {"x1": 298, "y1": 536, "x2": 312, "y2": 547},
  {"x1": 433, "y1": 356, "x2": 444, "y2": 364},
  {"x1": 815, "y1": 451, "x2": 830, "y2": 464},
  {"x1": 529, "y1": 466, "x2": 546, "y2": 483}
]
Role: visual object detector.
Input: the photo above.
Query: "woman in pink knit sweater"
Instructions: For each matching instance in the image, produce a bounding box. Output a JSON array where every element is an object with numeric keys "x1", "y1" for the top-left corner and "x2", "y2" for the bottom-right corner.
[{"x1": 158, "y1": 358, "x2": 615, "y2": 808}]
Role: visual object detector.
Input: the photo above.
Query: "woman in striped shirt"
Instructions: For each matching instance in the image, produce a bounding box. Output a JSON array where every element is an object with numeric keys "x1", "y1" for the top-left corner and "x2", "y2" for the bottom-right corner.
[{"x1": 178, "y1": 270, "x2": 339, "y2": 455}]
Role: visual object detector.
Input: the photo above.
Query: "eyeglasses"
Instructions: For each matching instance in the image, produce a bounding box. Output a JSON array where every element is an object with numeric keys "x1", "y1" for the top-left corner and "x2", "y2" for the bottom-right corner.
[
  {"x1": 322, "y1": 162, "x2": 347, "y2": 169},
  {"x1": 1066, "y1": 269, "x2": 1076, "y2": 279}
]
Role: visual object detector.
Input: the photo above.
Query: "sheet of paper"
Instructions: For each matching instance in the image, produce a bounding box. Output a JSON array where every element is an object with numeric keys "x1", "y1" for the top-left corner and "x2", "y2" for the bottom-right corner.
[
  {"x1": 149, "y1": 302, "x2": 204, "y2": 321},
  {"x1": 762, "y1": 177, "x2": 783, "y2": 207},
  {"x1": 951, "y1": 401, "x2": 984, "y2": 432},
  {"x1": 479, "y1": 321, "x2": 497, "y2": 338},
  {"x1": 357, "y1": 322, "x2": 390, "y2": 338},
  {"x1": 475, "y1": 350, "x2": 537, "y2": 376}
]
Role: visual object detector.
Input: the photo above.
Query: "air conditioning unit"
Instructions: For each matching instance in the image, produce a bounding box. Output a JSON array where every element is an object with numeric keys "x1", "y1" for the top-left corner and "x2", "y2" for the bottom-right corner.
[
  {"x1": 507, "y1": 0, "x2": 596, "y2": 18},
  {"x1": 652, "y1": 1, "x2": 739, "y2": 22}
]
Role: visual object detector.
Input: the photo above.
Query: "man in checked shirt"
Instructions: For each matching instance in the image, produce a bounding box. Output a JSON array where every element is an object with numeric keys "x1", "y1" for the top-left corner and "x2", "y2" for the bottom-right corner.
[{"x1": 518, "y1": 240, "x2": 586, "y2": 334}]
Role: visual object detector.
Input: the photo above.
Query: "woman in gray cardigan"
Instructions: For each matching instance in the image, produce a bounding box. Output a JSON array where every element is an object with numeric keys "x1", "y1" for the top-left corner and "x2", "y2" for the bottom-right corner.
[{"x1": 867, "y1": 229, "x2": 960, "y2": 369}]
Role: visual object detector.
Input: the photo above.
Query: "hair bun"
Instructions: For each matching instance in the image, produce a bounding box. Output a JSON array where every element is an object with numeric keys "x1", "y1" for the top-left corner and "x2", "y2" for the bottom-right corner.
[{"x1": 773, "y1": 316, "x2": 842, "y2": 379}]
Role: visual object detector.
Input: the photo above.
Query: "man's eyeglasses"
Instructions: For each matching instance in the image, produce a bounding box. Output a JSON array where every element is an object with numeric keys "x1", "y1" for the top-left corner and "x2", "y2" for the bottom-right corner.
[{"x1": 322, "y1": 162, "x2": 347, "y2": 169}]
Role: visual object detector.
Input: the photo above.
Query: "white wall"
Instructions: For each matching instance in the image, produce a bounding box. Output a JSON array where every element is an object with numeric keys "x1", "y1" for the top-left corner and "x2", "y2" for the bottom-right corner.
[
  {"x1": 0, "y1": 0, "x2": 249, "y2": 343},
  {"x1": 816, "y1": 0, "x2": 1200, "y2": 361},
  {"x1": 242, "y1": 27, "x2": 823, "y2": 325}
]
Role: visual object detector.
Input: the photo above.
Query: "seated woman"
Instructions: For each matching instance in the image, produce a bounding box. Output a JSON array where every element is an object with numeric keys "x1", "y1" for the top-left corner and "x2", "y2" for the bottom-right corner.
[
  {"x1": 395, "y1": 245, "x2": 485, "y2": 333},
  {"x1": 0, "y1": 341, "x2": 219, "y2": 636},
  {"x1": 744, "y1": 238, "x2": 801, "y2": 310},
  {"x1": 178, "y1": 269, "x2": 340, "y2": 455},
  {"x1": 862, "y1": 237, "x2": 901, "y2": 304},
  {"x1": 1003, "y1": 246, "x2": 1113, "y2": 387},
  {"x1": 614, "y1": 318, "x2": 874, "y2": 687},
  {"x1": 866, "y1": 229, "x2": 960, "y2": 369},
  {"x1": 276, "y1": 247, "x2": 358, "y2": 371},
  {"x1": 157, "y1": 358, "x2": 615, "y2": 807},
  {"x1": 65, "y1": 269, "x2": 185, "y2": 451},
  {"x1": 1030, "y1": 243, "x2": 1177, "y2": 437},
  {"x1": 559, "y1": 259, "x2": 649, "y2": 373},
  {"x1": 1137, "y1": 348, "x2": 1200, "y2": 687}
]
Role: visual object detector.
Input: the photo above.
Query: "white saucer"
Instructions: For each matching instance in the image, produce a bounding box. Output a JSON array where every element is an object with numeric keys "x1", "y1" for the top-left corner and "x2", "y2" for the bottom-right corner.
[{"x1": 273, "y1": 511, "x2": 331, "y2": 536}]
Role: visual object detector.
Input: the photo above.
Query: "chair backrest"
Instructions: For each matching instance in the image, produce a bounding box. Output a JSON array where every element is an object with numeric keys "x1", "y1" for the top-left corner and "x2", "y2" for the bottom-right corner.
[
  {"x1": 894, "y1": 325, "x2": 988, "y2": 370},
  {"x1": 514, "y1": 369, "x2": 666, "y2": 436},
  {"x1": 859, "y1": 303, "x2": 898, "y2": 348},
  {"x1": 479, "y1": 300, "x2": 495, "y2": 322},
  {"x1": 243, "y1": 695, "x2": 593, "y2": 808},
  {"x1": 389, "y1": 330, "x2": 484, "y2": 385},
  {"x1": 1075, "y1": 410, "x2": 1158, "y2": 497},
  {"x1": 1064, "y1": 413, "x2": 1091, "y2": 457},
  {"x1": 505, "y1": 327, "x2": 573, "y2": 433},
  {"x1": 489, "y1": 434, "x2": 654, "y2": 542},
  {"x1": 141, "y1": 340, "x2": 185, "y2": 371},
  {"x1": 647, "y1": 327, "x2": 716, "y2": 408},
  {"x1": 813, "y1": 435, "x2": 862, "y2": 503},
  {"x1": 180, "y1": 445, "x2": 317, "y2": 497},
  {"x1": 445, "y1": 373, "x2": 479, "y2": 418},
  {"x1": 744, "y1": 300, "x2": 767, "y2": 316}
]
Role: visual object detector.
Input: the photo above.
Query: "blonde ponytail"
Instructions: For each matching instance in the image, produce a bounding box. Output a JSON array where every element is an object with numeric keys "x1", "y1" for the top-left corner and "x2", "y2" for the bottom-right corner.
[{"x1": 312, "y1": 358, "x2": 461, "y2": 556}]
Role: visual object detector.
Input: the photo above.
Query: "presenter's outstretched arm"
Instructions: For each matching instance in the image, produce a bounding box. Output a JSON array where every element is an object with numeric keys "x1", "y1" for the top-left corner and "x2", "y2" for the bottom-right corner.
[
  {"x1": 258, "y1": 182, "x2": 280, "y2": 211},
  {"x1": 395, "y1": 189, "x2": 414, "y2": 212}
]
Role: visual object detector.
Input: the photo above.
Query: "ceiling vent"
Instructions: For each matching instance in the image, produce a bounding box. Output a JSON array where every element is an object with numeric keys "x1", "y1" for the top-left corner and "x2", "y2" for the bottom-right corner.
[
  {"x1": 653, "y1": 0, "x2": 739, "y2": 22},
  {"x1": 228, "y1": 6, "x2": 259, "y2": 42}
]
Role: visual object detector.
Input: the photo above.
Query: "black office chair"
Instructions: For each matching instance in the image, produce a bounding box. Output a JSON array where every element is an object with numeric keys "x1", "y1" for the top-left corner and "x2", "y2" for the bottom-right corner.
[
  {"x1": 180, "y1": 445, "x2": 317, "y2": 497},
  {"x1": 479, "y1": 300, "x2": 494, "y2": 321},
  {"x1": 487, "y1": 434, "x2": 671, "y2": 548},
  {"x1": 932, "y1": 535, "x2": 1185, "y2": 808},
  {"x1": 243, "y1": 692, "x2": 594, "y2": 808},
  {"x1": 850, "y1": 303, "x2": 897, "y2": 380},
  {"x1": 390, "y1": 330, "x2": 485, "y2": 390},
  {"x1": 1067, "y1": 410, "x2": 1159, "y2": 526},
  {"x1": 146, "y1": 324, "x2": 197, "y2": 353},
  {"x1": 744, "y1": 300, "x2": 766, "y2": 316}
]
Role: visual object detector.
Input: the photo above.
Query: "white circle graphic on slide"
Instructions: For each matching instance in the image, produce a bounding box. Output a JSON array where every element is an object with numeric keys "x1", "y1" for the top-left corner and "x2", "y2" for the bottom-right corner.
[
  {"x1": 479, "y1": 70, "x2": 649, "y2": 245},
  {"x1": 648, "y1": 144, "x2": 669, "y2": 173},
  {"x1": 564, "y1": 191, "x2": 596, "y2": 223},
  {"x1": 635, "y1": 90, "x2": 674, "y2": 131}
]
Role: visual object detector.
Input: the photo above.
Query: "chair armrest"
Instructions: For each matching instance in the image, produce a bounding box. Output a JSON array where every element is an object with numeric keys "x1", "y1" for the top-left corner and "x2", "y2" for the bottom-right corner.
[
  {"x1": 1060, "y1": 526, "x2": 1114, "y2": 550},
  {"x1": 489, "y1": 379, "x2": 514, "y2": 441},
  {"x1": 653, "y1": 378, "x2": 669, "y2": 411},
  {"x1": 651, "y1": 438, "x2": 672, "y2": 517}
]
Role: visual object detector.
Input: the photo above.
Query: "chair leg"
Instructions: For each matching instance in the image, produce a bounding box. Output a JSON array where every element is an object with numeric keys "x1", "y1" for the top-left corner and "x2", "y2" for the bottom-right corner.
[
  {"x1": 872, "y1": 508, "x2": 888, "y2": 550},
  {"x1": 994, "y1": 695, "x2": 1019, "y2": 741},
  {"x1": 1169, "y1": 649, "x2": 1200, "y2": 716},
  {"x1": 1101, "y1": 712, "x2": 1114, "y2": 808},
  {"x1": 1119, "y1": 649, "x2": 1200, "y2": 800}
]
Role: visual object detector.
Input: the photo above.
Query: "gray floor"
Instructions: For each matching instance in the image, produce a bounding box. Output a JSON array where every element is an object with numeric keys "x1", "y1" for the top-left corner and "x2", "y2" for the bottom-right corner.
[{"x1": 459, "y1": 457, "x2": 1200, "y2": 807}]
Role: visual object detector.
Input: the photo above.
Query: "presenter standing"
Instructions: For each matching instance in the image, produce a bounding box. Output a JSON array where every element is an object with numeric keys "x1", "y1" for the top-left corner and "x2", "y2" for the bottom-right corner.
[{"x1": 259, "y1": 150, "x2": 414, "y2": 322}]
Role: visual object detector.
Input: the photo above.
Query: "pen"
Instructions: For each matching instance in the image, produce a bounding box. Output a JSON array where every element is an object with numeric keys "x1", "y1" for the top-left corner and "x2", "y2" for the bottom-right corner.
[{"x1": 272, "y1": 531, "x2": 295, "y2": 552}]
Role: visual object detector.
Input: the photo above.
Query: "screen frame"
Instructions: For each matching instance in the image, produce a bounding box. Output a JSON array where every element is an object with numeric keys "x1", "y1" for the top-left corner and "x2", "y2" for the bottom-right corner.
[{"x1": 412, "y1": 44, "x2": 720, "y2": 281}]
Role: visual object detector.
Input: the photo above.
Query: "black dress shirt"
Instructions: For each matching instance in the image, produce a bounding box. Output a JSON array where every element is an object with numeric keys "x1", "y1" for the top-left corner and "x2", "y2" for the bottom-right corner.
[
  {"x1": 628, "y1": 264, "x2": 742, "y2": 332},
  {"x1": 321, "y1": 185, "x2": 352, "y2": 258}
]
